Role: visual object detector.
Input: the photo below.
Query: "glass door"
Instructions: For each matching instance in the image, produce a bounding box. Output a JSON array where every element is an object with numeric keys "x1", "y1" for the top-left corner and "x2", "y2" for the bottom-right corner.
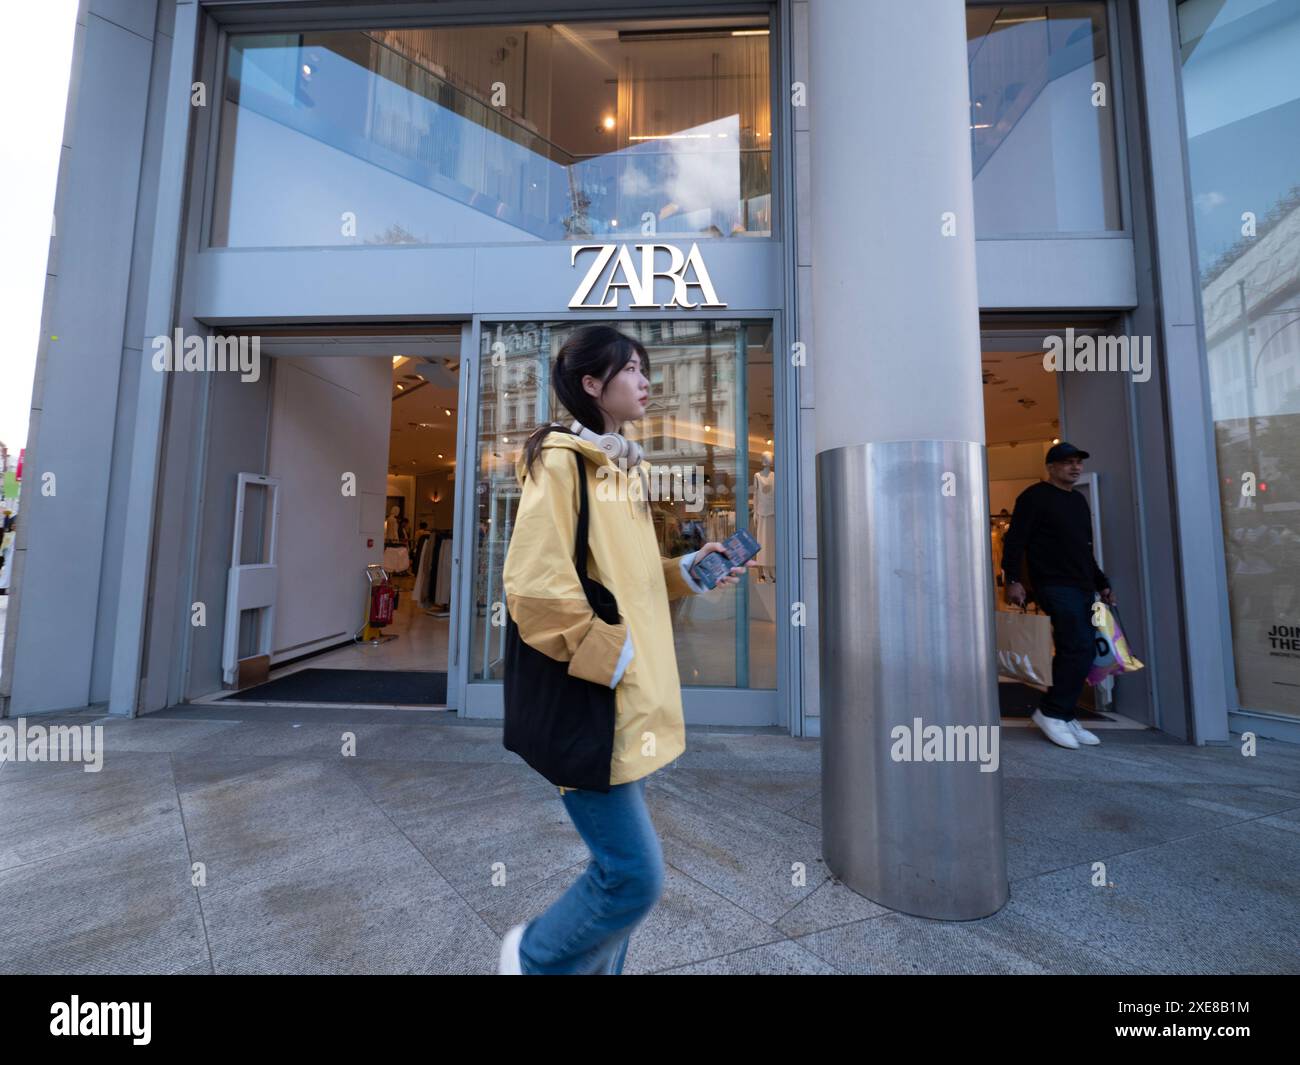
[{"x1": 460, "y1": 317, "x2": 779, "y2": 724}]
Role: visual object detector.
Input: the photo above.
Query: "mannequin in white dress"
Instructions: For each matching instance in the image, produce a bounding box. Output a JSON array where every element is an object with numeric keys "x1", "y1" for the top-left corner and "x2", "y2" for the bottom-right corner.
[{"x1": 751, "y1": 452, "x2": 776, "y2": 582}]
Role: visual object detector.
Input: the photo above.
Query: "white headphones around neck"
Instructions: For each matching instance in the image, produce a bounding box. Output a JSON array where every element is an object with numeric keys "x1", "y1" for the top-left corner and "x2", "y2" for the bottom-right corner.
[{"x1": 570, "y1": 420, "x2": 643, "y2": 467}]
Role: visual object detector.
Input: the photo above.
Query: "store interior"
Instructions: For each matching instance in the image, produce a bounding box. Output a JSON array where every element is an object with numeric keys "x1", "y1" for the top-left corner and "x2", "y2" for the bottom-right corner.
[
  {"x1": 207, "y1": 330, "x2": 462, "y2": 708},
  {"x1": 215, "y1": 15, "x2": 774, "y2": 247},
  {"x1": 982, "y1": 331, "x2": 1116, "y2": 720},
  {"x1": 305, "y1": 349, "x2": 461, "y2": 677}
]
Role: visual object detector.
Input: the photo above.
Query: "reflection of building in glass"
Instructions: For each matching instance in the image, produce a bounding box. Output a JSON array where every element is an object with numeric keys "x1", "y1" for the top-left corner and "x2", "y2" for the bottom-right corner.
[
  {"x1": 1182, "y1": 0, "x2": 1300, "y2": 719},
  {"x1": 470, "y1": 319, "x2": 775, "y2": 689},
  {"x1": 1200, "y1": 192, "x2": 1300, "y2": 424}
]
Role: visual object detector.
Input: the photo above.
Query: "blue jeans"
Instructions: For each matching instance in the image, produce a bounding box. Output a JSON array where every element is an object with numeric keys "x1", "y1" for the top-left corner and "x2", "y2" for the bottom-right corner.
[
  {"x1": 518, "y1": 775, "x2": 665, "y2": 975},
  {"x1": 1035, "y1": 583, "x2": 1097, "y2": 721}
]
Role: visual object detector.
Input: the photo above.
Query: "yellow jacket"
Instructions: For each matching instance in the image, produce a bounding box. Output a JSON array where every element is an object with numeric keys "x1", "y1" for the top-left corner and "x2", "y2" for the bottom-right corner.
[{"x1": 502, "y1": 431, "x2": 700, "y2": 790}]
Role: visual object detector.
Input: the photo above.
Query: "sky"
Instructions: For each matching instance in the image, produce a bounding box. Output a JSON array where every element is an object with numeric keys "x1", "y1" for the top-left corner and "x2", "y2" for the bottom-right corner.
[{"x1": 0, "y1": 0, "x2": 78, "y2": 464}]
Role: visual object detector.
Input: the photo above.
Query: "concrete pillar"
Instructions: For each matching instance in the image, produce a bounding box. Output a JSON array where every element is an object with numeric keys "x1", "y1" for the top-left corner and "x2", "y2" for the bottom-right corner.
[{"x1": 809, "y1": 0, "x2": 1007, "y2": 919}]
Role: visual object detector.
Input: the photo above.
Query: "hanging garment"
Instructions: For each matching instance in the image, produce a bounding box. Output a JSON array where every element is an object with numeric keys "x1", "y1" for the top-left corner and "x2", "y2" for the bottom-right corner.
[
  {"x1": 414, "y1": 532, "x2": 435, "y2": 606},
  {"x1": 434, "y1": 533, "x2": 454, "y2": 605},
  {"x1": 753, "y1": 470, "x2": 776, "y2": 566}
]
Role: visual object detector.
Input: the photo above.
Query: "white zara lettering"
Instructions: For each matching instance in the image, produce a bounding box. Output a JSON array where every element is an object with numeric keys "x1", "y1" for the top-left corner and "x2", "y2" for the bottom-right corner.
[{"x1": 569, "y1": 243, "x2": 726, "y2": 310}]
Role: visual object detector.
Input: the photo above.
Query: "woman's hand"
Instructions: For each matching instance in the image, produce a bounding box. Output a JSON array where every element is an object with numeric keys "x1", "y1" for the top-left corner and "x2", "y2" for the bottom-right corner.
[{"x1": 696, "y1": 542, "x2": 759, "y2": 587}]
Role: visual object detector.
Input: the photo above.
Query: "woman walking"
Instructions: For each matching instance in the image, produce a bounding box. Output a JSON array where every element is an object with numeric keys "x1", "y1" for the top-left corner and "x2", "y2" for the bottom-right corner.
[{"x1": 496, "y1": 324, "x2": 752, "y2": 975}]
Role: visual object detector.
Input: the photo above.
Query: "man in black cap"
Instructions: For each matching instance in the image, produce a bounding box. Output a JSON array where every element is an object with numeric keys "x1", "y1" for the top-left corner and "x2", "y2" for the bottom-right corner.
[{"x1": 1001, "y1": 442, "x2": 1116, "y2": 749}]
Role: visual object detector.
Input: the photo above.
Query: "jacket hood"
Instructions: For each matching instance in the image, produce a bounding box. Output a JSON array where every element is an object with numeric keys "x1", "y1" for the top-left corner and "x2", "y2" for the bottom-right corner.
[{"x1": 515, "y1": 427, "x2": 610, "y2": 485}]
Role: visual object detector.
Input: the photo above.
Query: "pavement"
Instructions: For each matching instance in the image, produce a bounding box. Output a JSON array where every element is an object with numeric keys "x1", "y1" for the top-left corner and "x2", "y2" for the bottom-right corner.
[{"x1": 1, "y1": 704, "x2": 1298, "y2": 974}]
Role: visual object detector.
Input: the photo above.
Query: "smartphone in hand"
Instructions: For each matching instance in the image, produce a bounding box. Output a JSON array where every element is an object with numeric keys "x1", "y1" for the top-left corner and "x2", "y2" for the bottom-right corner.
[{"x1": 689, "y1": 529, "x2": 761, "y2": 591}]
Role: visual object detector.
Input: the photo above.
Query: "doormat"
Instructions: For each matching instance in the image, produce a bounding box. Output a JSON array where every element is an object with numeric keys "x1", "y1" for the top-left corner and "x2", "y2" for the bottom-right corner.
[
  {"x1": 998, "y1": 681, "x2": 1110, "y2": 719},
  {"x1": 226, "y1": 669, "x2": 448, "y2": 705}
]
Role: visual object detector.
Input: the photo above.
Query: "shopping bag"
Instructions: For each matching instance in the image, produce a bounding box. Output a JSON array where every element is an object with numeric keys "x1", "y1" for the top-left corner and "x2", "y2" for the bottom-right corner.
[
  {"x1": 996, "y1": 608, "x2": 1054, "y2": 689},
  {"x1": 1086, "y1": 601, "x2": 1144, "y2": 686}
]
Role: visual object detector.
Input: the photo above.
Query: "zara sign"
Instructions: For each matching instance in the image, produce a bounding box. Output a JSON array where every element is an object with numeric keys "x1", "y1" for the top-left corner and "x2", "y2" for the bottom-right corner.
[{"x1": 568, "y1": 242, "x2": 727, "y2": 310}]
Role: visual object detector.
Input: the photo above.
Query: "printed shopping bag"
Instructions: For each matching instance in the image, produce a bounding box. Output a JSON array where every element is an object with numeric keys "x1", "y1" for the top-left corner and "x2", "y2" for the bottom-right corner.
[{"x1": 1086, "y1": 601, "x2": 1144, "y2": 686}]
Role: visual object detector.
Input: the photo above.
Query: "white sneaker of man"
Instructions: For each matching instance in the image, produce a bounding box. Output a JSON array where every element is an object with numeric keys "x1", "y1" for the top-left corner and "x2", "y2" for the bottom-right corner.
[
  {"x1": 1066, "y1": 718, "x2": 1101, "y2": 745},
  {"x1": 1032, "y1": 709, "x2": 1079, "y2": 749},
  {"x1": 498, "y1": 922, "x2": 527, "y2": 974}
]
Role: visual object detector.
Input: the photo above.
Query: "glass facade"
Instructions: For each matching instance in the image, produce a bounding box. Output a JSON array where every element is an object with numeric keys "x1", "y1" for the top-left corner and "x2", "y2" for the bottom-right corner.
[
  {"x1": 1179, "y1": 0, "x2": 1300, "y2": 718},
  {"x1": 966, "y1": 3, "x2": 1122, "y2": 235},
  {"x1": 212, "y1": 17, "x2": 772, "y2": 247},
  {"x1": 471, "y1": 319, "x2": 777, "y2": 690}
]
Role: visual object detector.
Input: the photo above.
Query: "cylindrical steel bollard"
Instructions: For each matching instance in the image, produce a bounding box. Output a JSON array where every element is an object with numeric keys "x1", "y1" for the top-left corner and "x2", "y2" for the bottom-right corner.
[{"x1": 818, "y1": 440, "x2": 1008, "y2": 920}]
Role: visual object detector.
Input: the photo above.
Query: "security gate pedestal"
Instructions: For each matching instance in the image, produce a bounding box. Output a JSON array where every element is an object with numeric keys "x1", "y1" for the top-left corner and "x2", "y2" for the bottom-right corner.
[{"x1": 222, "y1": 473, "x2": 280, "y2": 688}]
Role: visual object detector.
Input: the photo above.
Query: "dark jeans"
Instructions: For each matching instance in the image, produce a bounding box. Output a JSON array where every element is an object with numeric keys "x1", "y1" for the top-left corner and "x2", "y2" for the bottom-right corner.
[{"x1": 1035, "y1": 584, "x2": 1096, "y2": 721}]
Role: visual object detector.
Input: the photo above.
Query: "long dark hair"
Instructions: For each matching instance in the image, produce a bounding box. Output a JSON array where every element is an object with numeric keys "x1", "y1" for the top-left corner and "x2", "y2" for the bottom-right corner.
[{"x1": 522, "y1": 325, "x2": 649, "y2": 475}]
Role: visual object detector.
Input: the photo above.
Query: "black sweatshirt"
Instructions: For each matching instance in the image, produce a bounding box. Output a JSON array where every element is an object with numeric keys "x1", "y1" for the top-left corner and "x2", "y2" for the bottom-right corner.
[{"x1": 1001, "y1": 480, "x2": 1109, "y2": 593}]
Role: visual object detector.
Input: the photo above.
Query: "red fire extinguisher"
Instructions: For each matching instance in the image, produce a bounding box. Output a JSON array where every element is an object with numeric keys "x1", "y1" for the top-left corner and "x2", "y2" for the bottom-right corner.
[{"x1": 369, "y1": 578, "x2": 395, "y2": 627}]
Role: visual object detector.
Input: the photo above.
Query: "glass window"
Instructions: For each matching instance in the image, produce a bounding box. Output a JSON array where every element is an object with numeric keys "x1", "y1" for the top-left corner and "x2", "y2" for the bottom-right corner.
[
  {"x1": 1179, "y1": 0, "x2": 1300, "y2": 718},
  {"x1": 212, "y1": 17, "x2": 772, "y2": 248},
  {"x1": 967, "y1": 3, "x2": 1122, "y2": 234},
  {"x1": 471, "y1": 320, "x2": 776, "y2": 689}
]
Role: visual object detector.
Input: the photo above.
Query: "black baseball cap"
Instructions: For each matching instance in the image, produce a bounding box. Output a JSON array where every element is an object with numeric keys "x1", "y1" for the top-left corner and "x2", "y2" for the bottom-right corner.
[{"x1": 1046, "y1": 442, "x2": 1090, "y2": 463}]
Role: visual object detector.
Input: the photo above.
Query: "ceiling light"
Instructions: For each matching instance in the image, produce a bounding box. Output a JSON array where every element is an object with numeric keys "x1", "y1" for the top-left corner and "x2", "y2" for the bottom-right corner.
[{"x1": 618, "y1": 26, "x2": 767, "y2": 43}]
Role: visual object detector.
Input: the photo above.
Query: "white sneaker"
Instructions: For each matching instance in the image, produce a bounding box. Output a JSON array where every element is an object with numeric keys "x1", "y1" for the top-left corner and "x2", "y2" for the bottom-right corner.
[
  {"x1": 498, "y1": 922, "x2": 527, "y2": 974},
  {"x1": 1032, "y1": 709, "x2": 1079, "y2": 749},
  {"x1": 1066, "y1": 718, "x2": 1101, "y2": 745}
]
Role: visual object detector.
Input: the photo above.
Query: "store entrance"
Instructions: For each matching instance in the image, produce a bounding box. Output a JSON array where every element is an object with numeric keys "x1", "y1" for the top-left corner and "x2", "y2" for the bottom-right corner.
[
  {"x1": 981, "y1": 320, "x2": 1153, "y2": 727},
  {"x1": 201, "y1": 325, "x2": 466, "y2": 709}
]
